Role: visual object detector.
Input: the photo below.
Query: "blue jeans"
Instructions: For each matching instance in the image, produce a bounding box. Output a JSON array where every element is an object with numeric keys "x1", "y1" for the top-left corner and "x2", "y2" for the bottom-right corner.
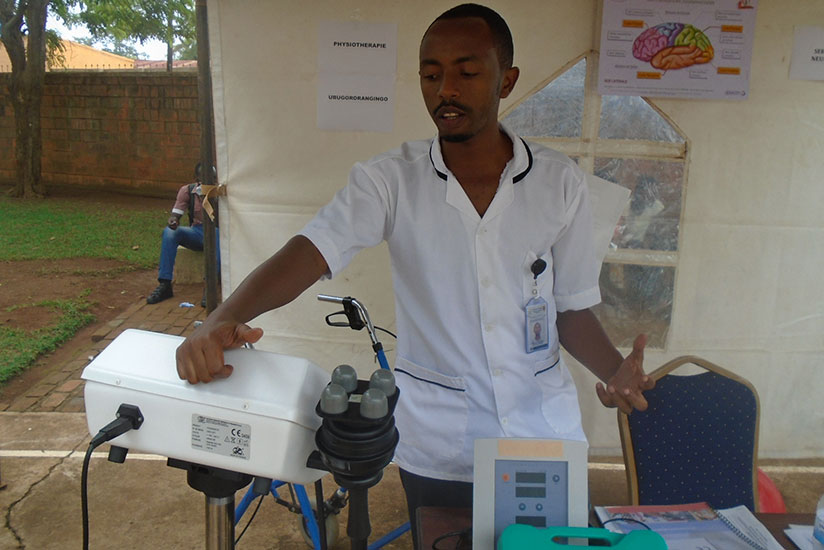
[{"x1": 157, "y1": 225, "x2": 220, "y2": 281}]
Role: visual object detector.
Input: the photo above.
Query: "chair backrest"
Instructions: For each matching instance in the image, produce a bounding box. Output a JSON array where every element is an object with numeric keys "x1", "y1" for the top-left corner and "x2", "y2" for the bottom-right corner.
[{"x1": 618, "y1": 355, "x2": 760, "y2": 512}]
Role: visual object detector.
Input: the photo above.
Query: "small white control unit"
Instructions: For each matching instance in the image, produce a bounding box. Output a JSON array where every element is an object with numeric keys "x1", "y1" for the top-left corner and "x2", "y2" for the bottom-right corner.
[
  {"x1": 473, "y1": 438, "x2": 589, "y2": 549},
  {"x1": 82, "y1": 329, "x2": 329, "y2": 485}
]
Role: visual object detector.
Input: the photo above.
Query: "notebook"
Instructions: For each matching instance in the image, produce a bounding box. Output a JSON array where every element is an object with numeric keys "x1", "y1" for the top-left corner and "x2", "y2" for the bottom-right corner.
[{"x1": 594, "y1": 502, "x2": 784, "y2": 550}]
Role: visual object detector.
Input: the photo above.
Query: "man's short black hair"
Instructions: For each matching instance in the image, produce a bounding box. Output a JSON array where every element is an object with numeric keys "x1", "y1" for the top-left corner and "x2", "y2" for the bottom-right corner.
[{"x1": 428, "y1": 3, "x2": 514, "y2": 69}]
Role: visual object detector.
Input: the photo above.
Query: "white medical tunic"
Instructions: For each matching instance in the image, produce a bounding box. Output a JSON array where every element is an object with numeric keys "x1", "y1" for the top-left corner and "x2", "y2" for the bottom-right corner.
[{"x1": 300, "y1": 125, "x2": 601, "y2": 482}]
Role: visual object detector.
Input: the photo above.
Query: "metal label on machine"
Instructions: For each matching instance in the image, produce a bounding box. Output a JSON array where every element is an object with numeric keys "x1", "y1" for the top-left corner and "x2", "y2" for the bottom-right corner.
[{"x1": 191, "y1": 414, "x2": 251, "y2": 460}]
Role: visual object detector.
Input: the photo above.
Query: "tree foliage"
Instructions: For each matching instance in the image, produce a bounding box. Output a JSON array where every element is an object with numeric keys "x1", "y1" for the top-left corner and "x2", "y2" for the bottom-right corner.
[{"x1": 73, "y1": 0, "x2": 196, "y2": 70}]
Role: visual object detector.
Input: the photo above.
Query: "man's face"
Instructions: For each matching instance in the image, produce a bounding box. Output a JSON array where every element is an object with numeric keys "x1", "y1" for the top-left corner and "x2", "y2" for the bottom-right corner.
[{"x1": 419, "y1": 17, "x2": 516, "y2": 143}]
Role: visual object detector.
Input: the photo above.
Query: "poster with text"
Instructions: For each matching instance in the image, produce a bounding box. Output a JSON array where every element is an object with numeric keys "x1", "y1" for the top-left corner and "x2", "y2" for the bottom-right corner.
[
  {"x1": 789, "y1": 26, "x2": 824, "y2": 81},
  {"x1": 317, "y1": 20, "x2": 398, "y2": 133},
  {"x1": 598, "y1": 0, "x2": 758, "y2": 100}
]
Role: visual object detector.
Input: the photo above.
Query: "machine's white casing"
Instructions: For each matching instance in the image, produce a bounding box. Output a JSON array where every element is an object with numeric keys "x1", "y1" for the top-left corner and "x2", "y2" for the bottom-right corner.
[
  {"x1": 82, "y1": 329, "x2": 328, "y2": 485},
  {"x1": 473, "y1": 438, "x2": 589, "y2": 549}
]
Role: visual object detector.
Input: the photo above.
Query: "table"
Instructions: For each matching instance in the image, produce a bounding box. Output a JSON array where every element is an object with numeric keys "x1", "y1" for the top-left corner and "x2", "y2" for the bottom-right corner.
[
  {"x1": 417, "y1": 507, "x2": 472, "y2": 549},
  {"x1": 759, "y1": 514, "x2": 813, "y2": 549},
  {"x1": 416, "y1": 507, "x2": 813, "y2": 550}
]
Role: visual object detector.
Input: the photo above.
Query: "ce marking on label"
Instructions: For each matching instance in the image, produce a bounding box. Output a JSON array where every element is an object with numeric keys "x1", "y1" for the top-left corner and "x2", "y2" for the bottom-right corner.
[{"x1": 231, "y1": 428, "x2": 245, "y2": 438}]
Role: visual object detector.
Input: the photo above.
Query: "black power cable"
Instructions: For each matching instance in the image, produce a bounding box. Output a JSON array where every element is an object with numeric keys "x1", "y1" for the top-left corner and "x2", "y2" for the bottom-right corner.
[
  {"x1": 432, "y1": 527, "x2": 472, "y2": 549},
  {"x1": 375, "y1": 326, "x2": 397, "y2": 340},
  {"x1": 81, "y1": 404, "x2": 144, "y2": 550},
  {"x1": 234, "y1": 494, "x2": 264, "y2": 545},
  {"x1": 601, "y1": 516, "x2": 652, "y2": 530}
]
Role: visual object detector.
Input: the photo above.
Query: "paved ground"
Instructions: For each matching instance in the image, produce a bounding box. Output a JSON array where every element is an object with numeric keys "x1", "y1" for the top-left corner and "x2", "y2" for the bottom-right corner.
[{"x1": 0, "y1": 289, "x2": 822, "y2": 549}]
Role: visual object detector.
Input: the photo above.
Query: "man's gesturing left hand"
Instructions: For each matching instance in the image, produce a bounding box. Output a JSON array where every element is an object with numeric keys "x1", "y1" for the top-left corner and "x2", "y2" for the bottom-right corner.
[{"x1": 595, "y1": 334, "x2": 655, "y2": 414}]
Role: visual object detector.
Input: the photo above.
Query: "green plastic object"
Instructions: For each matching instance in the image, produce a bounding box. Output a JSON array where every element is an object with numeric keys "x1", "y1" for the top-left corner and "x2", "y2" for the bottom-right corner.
[{"x1": 497, "y1": 525, "x2": 667, "y2": 549}]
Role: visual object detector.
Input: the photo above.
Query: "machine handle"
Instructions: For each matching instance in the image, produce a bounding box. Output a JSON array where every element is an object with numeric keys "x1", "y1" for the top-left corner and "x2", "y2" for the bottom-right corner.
[{"x1": 317, "y1": 295, "x2": 379, "y2": 346}]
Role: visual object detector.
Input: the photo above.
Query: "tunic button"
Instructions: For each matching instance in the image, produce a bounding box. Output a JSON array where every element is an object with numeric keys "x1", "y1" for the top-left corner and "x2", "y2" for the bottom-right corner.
[
  {"x1": 481, "y1": 278, "x2": 490, "y2": 288},
  {"x1": 501, "y1": 417, "x2": 508, "y2": 425},
  {"x1": 493, "y1": 368, "x2": 502, "y2": 377},
  {"x1": 484, "y1": 324, "x2": 493, "y2": 332}
]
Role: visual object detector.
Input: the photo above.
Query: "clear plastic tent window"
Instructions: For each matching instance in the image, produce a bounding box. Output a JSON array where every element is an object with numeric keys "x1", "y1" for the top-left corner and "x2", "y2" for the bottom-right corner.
[
  {"x1": 595, "y1": 157, "x2": 683, "y2": 253},
  {"x1": 502, "y1": 54, "x2": 687, "y2": 349},
  {"x1": 599, "y1": 94, "x2": 685, "y2": 143},
  {"x1": 503, "y1": 58, "x2": 586, "y2": 138}
]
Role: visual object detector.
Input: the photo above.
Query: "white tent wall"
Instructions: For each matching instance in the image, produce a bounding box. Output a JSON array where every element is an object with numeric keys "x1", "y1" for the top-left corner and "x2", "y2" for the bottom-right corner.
[
  {"x1": 646, "y1": 0, "x2": 824, "y2": 458},
  {"x1": 207, "y1": 0, "x2": 823, "y2": 457}
]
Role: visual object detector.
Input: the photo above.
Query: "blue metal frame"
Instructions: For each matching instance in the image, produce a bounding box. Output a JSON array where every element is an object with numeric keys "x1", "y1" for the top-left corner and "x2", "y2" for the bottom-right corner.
[
  {"x1": 234, "y1": 481, "x2": 321, "y2": 547},
  {"x1": 234, "y1": 479, "x2": 410, "y2": 549}
]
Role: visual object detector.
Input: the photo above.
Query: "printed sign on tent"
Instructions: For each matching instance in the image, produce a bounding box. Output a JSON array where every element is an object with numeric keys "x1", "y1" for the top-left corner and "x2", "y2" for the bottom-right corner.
[
  {"x1": 598, "y1": 0, "x2": 758, "y2": 100},
  {"x1": 317, "y1": 20, "x2": 398, "y2": 133},
  {"x1": 789, "y1": 26, "x2": 824, "y2": 81}
]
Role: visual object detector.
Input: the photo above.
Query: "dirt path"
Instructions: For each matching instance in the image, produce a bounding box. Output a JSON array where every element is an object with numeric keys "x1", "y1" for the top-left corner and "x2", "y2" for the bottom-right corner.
[
  {"x1": 0, "y1": 258, "x2": 159, "y2": 403},
  {"x1": 0, "y1": 189, "x2": 181, "y2": 404}
]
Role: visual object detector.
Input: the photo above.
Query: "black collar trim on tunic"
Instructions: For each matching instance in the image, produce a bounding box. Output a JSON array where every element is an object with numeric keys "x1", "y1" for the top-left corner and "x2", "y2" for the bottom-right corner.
[
  {"x1": 429, "y1": 137, "x2": 534, "y2": 183},
  {"x1": 512, "y1": 138, "x2": 534, "y2": 183}
]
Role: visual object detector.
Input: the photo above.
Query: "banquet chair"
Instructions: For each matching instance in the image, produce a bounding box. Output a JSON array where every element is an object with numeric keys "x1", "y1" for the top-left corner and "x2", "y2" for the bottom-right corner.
[{"x1": 618, "y1": 355, "x2": 761, "y2": 512}]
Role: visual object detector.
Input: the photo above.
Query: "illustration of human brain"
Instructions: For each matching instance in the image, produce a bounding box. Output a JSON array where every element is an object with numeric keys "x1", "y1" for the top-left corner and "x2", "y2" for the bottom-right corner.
[{"x1": 632, "y1": 23, "x2": 714, "y2": 70}]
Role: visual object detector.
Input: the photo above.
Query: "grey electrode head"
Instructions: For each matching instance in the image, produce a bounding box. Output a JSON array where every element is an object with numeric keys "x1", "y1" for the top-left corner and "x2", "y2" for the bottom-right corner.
[
  {"x1": 331, "y1": 364, "x2": 358, "y2": 393},
  {"x1": 320, "y1": 383, "x2": 349, "y2": 414},
  {"x1": 359, "y1": 388, "x2": 388, "y2": 419},
  {"x1": 369, "y1": 369, "x2": 396, "y2": 396}
]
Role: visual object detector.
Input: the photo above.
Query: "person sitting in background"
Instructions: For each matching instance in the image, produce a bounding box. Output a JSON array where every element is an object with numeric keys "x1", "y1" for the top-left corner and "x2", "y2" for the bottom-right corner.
[{"x1": 147, "y1": 163, "x2": 216, "y2": 305}]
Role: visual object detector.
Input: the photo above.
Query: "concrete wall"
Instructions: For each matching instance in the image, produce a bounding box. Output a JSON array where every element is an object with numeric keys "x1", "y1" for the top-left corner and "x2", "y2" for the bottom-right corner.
[
  {"x1": 209, "y1": 0, "x2": 824, "y2": 457},
  {"x1": 0, "y1": 71, "x2": 200, "y2": 195}
]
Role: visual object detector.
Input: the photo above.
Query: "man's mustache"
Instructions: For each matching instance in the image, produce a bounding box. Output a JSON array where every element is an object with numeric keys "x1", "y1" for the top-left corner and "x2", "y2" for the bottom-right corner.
[{"x1": 433, "y1": 101, "x2": 471, "y2": 117}]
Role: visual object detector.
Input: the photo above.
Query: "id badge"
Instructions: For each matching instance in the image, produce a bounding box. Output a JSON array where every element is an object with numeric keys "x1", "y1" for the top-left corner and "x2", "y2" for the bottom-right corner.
[{"x1": 525, "y1": 296, "x2": 549, "y2": 353}]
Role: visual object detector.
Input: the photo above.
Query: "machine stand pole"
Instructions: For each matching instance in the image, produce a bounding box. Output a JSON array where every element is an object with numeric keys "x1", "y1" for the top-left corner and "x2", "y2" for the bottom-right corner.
[
  {"x1": 205, "y1": 495, "x2": 236, "y2": 550},
  {"x1": 346, "y1": 486, "x2": 370, "y2": 550},
  {"x1": 167, "y1": 459, "x2": 251, "y2": 550}
]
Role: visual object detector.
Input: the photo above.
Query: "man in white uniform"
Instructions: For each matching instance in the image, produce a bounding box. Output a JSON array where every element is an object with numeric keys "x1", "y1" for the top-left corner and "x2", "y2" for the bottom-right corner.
[{"x1": 176, "y1": 3, "x2": 654, "y2": 543}]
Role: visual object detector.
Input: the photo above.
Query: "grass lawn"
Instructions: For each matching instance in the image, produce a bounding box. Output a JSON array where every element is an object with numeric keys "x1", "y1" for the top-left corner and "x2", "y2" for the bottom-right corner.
[
  {"x1": 0, "y1": 194, "x2": 163, "y2": 268},
  {"x1": 0, "y1": 193, "x2": 167, "y2": 384}
]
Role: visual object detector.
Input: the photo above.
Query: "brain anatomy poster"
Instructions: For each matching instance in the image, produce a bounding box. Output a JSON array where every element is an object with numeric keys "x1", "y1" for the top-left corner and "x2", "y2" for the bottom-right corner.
[{"x1": 598, "y1": 0, "x2": 758, "y2": 100}]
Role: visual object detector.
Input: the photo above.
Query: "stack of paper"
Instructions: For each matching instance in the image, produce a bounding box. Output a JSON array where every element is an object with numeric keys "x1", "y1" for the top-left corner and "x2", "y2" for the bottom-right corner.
[
  {"x1": 594, "y1": 502, "x2": 784, "y2": 550},
  {"x1": 784, "y1": 524, "x2": 814, "y2": 550}
]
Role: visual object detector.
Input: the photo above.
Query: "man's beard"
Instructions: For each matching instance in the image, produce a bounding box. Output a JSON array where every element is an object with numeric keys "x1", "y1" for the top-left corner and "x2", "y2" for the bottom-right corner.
[
  {"x1": 441, "y1": 132, "x2": 473, "y2": 143},
  {"x1": 433, "y1": 100, "x2": 475, "y2": 143}
]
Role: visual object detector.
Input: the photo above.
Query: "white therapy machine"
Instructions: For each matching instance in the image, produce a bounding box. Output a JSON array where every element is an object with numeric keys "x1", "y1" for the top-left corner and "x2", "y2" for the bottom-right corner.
[
  {"x1": 81, "y1": 321, "x2": 401, "y2": 550},
  {"x1": 83, "y1": 328, "x2": 330, "y2": 485}
]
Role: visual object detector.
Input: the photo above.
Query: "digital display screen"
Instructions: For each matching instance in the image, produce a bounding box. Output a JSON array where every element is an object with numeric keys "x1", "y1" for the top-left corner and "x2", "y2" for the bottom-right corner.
[
  {"x1": 494, "y1": 457, "x2": 572, "y2": 542},
  {"x1": 515, "y1": 472, "x2": 546, "y2": 484},
  {"x1": 515, "y1": 486, "x2": 546, "y2": 498},
  {"x1": 515, "y1": 516, "x2": 547, "y2": 527}
]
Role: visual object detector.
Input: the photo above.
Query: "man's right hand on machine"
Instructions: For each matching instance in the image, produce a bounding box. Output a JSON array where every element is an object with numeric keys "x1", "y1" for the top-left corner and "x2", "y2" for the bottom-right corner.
[
  {"x1": 175, "y1": 320, "x2": 263, "y2": 384},
  {"x1": 174, "y1": 235, "x2": 330, "y2": 384}
]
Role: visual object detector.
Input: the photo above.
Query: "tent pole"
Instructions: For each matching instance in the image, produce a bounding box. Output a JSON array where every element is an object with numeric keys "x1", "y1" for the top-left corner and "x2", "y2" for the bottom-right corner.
[{"x1": 196, "y1": 0, "x2": 219, "y2": 314}]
